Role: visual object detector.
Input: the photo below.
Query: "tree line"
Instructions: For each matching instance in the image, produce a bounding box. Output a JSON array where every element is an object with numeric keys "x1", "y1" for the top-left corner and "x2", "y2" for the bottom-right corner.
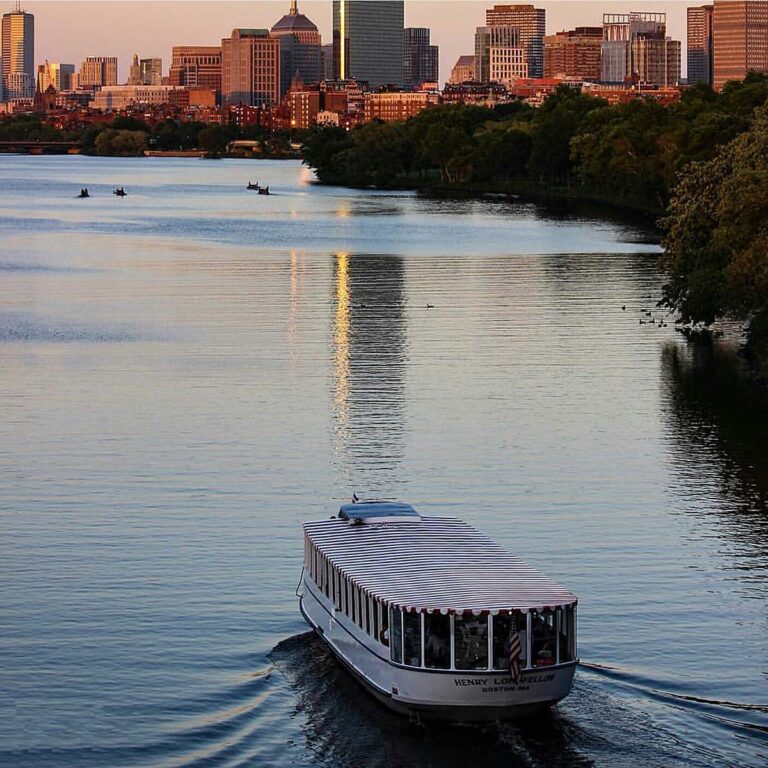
[
  {"x1": 0, "y1": 114, "x2": 295, "y2": 157},
  {"x1": 303, "y1": 74, "x2": 768, "y2": 214}
]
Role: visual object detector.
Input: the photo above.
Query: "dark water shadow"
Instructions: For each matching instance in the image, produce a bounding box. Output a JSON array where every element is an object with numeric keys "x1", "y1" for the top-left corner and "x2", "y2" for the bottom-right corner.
[
  {"x1": 270, "y1": 632, "x2": 593, "y2": 768},
  {"x1": 661, "y1": 340, "x2": 768, "y2": 525}
]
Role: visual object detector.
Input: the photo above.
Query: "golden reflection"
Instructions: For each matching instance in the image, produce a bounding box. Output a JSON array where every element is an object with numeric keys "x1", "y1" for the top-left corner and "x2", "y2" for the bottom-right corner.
[
  {"x1": 289, "y1": 250, "x2": 301, "y2": 358},
  {"x1": 333, "y1": 252, "x2": 350, "y2": 435},
  {"x1": 336, "y1": 200, "x2": 351, "y2": 218}
]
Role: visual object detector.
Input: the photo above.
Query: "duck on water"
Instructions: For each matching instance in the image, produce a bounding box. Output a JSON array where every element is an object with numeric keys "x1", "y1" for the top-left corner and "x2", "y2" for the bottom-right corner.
[{"x1": 298, "y1": 500, "x2": 578, "y2": 721}]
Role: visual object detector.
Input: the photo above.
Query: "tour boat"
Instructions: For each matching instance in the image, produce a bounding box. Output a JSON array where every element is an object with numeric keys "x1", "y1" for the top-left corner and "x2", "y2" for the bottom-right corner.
[{"x1": 298, "y1": 501, "x2": 578, "y2": 721}]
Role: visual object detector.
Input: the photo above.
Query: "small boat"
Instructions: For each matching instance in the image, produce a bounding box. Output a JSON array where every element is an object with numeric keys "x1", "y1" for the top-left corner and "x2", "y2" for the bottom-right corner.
[
  {"x1": 298, "y1": 501, "x2": 578, "y2": 721},
  {"x1": 258, "y1": 186, "x2": 270, "y2": 195},
  {"x1": 247, "y1": 181, "x2": 260, "y2": 190},
  {"x1": 77, "y1": 188, "x2": 90, "y2": 198},
  {"x1": 113, "y1": 187, "x2": 127, "y2": 197}
]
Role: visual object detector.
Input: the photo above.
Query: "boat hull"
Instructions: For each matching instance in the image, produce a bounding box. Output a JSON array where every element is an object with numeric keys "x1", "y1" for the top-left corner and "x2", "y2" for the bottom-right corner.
[{"x1": 299, "y1": 576, "x2": 576, "y2": 722}]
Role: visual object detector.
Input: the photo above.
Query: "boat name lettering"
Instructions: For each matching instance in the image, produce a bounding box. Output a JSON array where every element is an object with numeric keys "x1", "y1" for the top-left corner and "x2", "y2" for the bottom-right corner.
[{"x1": 453, "y1": 674, "x2": 555, "y2": 688}]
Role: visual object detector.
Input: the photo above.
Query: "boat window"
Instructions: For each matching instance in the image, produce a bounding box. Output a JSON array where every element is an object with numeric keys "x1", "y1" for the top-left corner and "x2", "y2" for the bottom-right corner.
[
  {"x1": 492, "y1": 613, "x2": 528, "y2": 670},
  {"x1": 531, "y1": 610, "x2": 557, "y2": 667},
  {"x1": 324, "y1": 559, "x2": 330, "y2": 598},
  {"x1": 424, "y1": 613, "x2": 450, "y2": 669},
  {"x1": 403, "y1": 612, "x2": 422, "y2": 667},
  {"x1": 359, "y1": 589, "x2": 366, "y2": 630},
  {"x1": 372, "y1": 598, "x2": 379, "y2": 639},
  {"x1": 380, "y1": 602, "x2": 389, "y2": 646},
  {"x1": 390, "y1": 607, "x2": 403, "y2": 663},
  {"x1": 365, "y1": 596, "x2": 371, "y2": 635},
  {"x1": 454, "y1": 614, "x2": 489, "y2": 670},
  {"x1": 351, "y1": 585, "x2": 357, "y2": 623},
  {"x1": 558, "y1": 605, "x2": 575, "y2": 662}
]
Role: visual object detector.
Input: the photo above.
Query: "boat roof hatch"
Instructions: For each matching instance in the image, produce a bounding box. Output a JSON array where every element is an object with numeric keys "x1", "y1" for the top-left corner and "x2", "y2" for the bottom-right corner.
[{"x1": 338, "y1": 501, "x2": 420, "y2": 525}]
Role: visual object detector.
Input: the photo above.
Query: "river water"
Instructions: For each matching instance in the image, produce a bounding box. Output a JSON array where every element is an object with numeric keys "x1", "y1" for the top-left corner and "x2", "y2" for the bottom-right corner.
[{"x1": 0, "y1": 156, "x2": 766, "y2": 768}]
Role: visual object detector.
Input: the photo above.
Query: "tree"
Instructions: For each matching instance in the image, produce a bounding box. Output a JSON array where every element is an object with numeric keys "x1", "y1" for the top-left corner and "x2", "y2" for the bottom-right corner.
[
  {"x1": 661, "y1": 104, "x2": 768, "y2": 371},
  {"x1": 527, "y1": 86, "x2": 605, "y2": 185},
  {"x1": 198, "y1": 124, "x2": 235, "y2": 157},
  {"x1": 470, "y1": 123, "x2": 531, "y2": 182},
  {"x1": 94, "y1": 129, "x2": 147, "y2": 156}
]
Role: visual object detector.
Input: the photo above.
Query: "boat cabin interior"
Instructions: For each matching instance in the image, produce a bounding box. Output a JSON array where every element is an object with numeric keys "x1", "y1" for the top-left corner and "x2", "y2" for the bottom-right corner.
[{"x1": 305, "y1": 536, "x2": 576, "y2": 672}]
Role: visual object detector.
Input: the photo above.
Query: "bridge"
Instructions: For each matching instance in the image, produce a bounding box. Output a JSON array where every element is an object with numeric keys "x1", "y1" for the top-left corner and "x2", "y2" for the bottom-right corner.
[{"x1": 0, "y1": 140, "x2": 81, "y2": 154}]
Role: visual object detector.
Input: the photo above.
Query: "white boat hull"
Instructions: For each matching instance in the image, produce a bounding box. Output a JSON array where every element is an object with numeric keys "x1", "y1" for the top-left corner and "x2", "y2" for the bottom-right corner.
[{"x1": 299, "y1": 575, "x2": 576, "y2": 721}]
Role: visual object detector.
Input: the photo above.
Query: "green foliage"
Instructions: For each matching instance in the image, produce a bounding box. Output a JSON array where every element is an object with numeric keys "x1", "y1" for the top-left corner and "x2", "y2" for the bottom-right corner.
[
  {"x1": 151, "y1": 118, "x2": 202, "y2": 151},
  {"x1": 198, "y1": 124, "x2": 237, "y2": 157},
  {"x1": 571, "y1": 99, "x2": 676, "y2": 208},
  {"x1": 471, "y1": 123, "x2": 531, "y2": 182},
  {"x1": 0, "y1": 115, "x2": 69, "y2": 142},
  {"x1": 661, "y1": 104, "x2": 768, "y2": 360},
  {"x1": 110, "y1": 115, "x2": 150, "y2": 133},
  {"x1": 94, "y1": 129, "x2": 147, "y2": 157},
  {"x1": 527, "y1": 86, "x2": 606, "y2": 185},
  {"x1": 301, "y1": 74, "x2": 768, "y2": 216}
]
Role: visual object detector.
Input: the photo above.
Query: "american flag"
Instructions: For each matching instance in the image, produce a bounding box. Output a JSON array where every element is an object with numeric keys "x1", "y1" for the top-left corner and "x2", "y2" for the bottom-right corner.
[{"x1": 509, "y1": 628, "x2": 522, "y2": 684}]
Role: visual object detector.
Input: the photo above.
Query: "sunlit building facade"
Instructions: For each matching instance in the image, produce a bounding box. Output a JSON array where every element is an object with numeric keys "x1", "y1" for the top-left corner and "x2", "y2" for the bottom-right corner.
[
  {"x1": 476, "y1": 26, "x2": 527, "y2": 84},
  {"x1": 484, "y1": 4, "x2": 546, "y2": 78},
  {"x1": 221, "y1": 28, "x2": 280, "y2": 106},
  {"x1": 128, "y1": 55, "x2": 162, "y2": 86},
  {"x1": 36, "y1": 61, "x2": 75, "y2": 92},
  {"x1": 449, "y1": 55, "x2": 476, "y2": 84},
  {"x1": 543, "y1": 27, "x2": 602, "y2": 81},
  {"x1": 79, "y1": 56, "x2": 118, "y2": 88},
  {"x1": 333, "y1": 0, "x2": 404, "y2": 88},
  {"x1": 601, "y1": 13, "x2": 680, "y2": 86},
  {"x1": 168, "y1": 46, "x2": 222, "y2": 98},
  {"x1": 713, "y1": 0, "x2": 768, "y2": 90},
  {"x1": 2, "y1": 8, "x2": 34, "y2": 100},
  {"x1": 688, "y1": 5, "x2": 714, "y2": 85}
]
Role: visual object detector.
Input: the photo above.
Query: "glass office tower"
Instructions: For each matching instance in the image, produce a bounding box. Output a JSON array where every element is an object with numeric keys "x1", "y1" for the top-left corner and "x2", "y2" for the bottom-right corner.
[{"x1": 333, "y1": 0, "x2": 404, "y2": 88}]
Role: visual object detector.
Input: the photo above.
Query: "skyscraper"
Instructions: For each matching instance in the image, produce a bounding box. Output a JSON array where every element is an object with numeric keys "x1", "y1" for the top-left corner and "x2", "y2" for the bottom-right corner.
[
  {"x1": 601, "y1": 13, "x2": 680, "y2": 87},
  {"x1": 2, "y1": 7, "x2": 34, "y2": 100},
  {"x1": 221, "y1": 28, "x2": 280, "y2": 106},
  {"x1": 404, "y1": 28, "x2": 438, "y2": 89},
  {"x1": 270, "y1": 1, "x2": 322, "y2": 97},
  {"x1": 713, "y1": 1, "x2": 768, "y2": 90},
  {"x1": 688, "y1": 5, "x2": 714, "y2": 85},
  {"x1": 128, "y1": 55, "x2": 162, "y2": 85},
  {"x1": 321, "y1": 43, "x2": 334, "y2": 81},
  {"x1": 484, "y1": 4, "x2": 545, "y2": 78},
  {"x1": 333, "y1": 0, "x2": 404, "y2": 88},
  {"x1": 36, "y1": 61, "x2": 75, "y2": 92},
  {"x1": 475, "y1": 26, "x2": 527, "y2": 85},
  {"x1": 543, "y1": 28, "x2": 602, "y2": 81},
  {"x1": 168, "y1": 46, "x2": 222, "y2": 95},
  {"x1": 78, "y1": 56, "x2": 118, "y2": 88}
]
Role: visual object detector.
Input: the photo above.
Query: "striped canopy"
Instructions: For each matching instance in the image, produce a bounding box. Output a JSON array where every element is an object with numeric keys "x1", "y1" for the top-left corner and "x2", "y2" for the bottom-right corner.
[{"x1": 303, "y1": 516, "x2": 577, "y2": 614}]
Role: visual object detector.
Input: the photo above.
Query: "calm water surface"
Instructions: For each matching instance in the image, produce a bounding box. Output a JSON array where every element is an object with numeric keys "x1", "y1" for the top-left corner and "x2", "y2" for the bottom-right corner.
[{"x1": 1, "y1": 157, "x2": 766, "y2": 767}]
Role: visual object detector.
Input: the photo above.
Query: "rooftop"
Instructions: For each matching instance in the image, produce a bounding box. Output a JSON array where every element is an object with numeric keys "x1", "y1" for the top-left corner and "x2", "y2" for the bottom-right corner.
[
  {"x1": 271, "y1": 0, "x2": 318, "y2": 33},
  {"x1": 304, "y1": 515, "x2": 577, "y2": 613}
]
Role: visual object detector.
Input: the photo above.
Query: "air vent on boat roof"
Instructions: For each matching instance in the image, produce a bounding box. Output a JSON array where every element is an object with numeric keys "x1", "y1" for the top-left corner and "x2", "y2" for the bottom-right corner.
[{"x1": 338, "y1": 501, "x2": 421, "y2": 525}]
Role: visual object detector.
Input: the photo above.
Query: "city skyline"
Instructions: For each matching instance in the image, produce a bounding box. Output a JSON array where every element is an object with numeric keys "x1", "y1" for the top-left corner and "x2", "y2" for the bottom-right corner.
[{"x1": 23, "y1": 1, "x2": 692, "y2": 83}]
